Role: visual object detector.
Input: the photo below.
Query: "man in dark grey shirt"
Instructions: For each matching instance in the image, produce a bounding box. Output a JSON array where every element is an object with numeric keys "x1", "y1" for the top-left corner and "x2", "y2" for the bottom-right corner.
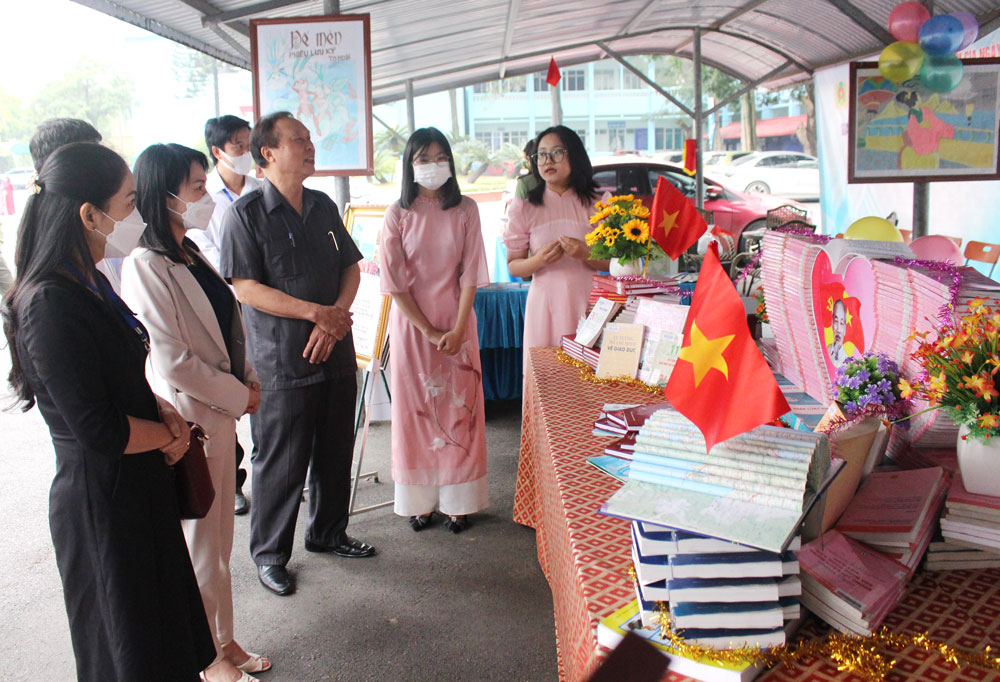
[{"x1": 221, "y1": 111, "x2": 375, "y2": 596}]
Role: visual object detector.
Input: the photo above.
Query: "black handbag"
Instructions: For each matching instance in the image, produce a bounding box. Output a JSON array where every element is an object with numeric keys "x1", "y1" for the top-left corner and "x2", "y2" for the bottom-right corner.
[{"x1": 173, "y1": 423, "x2": 215, "y2": 519}]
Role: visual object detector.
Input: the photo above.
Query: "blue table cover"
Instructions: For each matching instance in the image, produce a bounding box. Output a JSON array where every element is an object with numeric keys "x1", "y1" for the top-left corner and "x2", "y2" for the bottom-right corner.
[{"x1": 474, "y1": 282, "x2": 529, "y2": 401}]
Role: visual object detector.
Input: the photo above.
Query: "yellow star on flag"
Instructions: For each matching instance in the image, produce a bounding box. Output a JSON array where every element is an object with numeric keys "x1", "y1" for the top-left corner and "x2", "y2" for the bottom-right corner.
[
  {"x1": 658, "y1": 209, "x2": 679, "y2": 238},
  {"x1": 678, "y1": 320, "x2": 735, "y2": 387}
]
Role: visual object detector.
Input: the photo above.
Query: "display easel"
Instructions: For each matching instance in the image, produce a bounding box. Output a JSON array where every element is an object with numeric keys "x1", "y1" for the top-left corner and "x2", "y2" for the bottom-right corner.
[
  {"x1": 350, "y1": 346, "x2": 393, "y2": 515},
  {"x1": 348, "y1": 268, "x2": 393, "y2": 516}
]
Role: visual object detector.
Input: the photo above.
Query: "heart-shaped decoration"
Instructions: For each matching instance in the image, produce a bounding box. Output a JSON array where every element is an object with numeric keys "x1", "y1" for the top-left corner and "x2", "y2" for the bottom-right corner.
[{"x1": 810, "y1": 252, "x2": 878, "y2": 386}]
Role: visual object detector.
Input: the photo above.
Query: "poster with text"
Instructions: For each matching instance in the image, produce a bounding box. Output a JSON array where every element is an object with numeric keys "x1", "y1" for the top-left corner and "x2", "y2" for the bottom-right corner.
[{"x1": 251, "y1": 15, "x2": 373, "y2": 175}]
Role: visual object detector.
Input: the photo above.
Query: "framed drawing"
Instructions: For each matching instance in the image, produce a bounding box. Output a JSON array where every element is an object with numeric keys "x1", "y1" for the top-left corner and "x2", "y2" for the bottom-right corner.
[
  {"x1": 250, "y1": 14, "x2": 373, "y2": 176},
  {"x1": 344, "y1": 204, "x2": 388, "y2": 264},
  {"x1": 848, "y1": 59, "x2": 1000, "y2": 183}
]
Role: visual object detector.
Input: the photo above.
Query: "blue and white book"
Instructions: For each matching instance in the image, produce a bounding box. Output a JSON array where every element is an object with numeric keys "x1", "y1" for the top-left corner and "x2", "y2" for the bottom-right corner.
[
  {"x1": 670, "y1": 601, "x2": 784, "y2": 630},
  {"x1": 666, "y1": 575, "x2": 801, "y2": 604},
  {"x1": 668, "y1": 551, "x2": 793, "y2": 580},
  {"x1": 634, "y1": 522, "x2": 802, "y2": 555},
  {"x1": 586, "y1": 454, "x2": 630, "y2": 482}
]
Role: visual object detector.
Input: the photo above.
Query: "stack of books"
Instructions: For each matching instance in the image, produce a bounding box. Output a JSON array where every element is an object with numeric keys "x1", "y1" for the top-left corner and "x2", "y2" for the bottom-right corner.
[
  {"x1": 798, "y1": 529, "x2": 909, "y2": 636},
  {"x1": 597, "y1": 601, "x2": 766, "y2": 682},
  {"x1": 561, "y1": 334, "x2": 601, "y2": 368},
  {"x1": 630, "y1": 521, "x2": 802, "y2": 648},
  {"x1": 925, "y1": 530, "x2": 1000, "y2": 570},
  {"x1": 834, "y1": 467, "x2": 946, "y2": 575},
  {"x1": 592, "y1": 274, "x2": 682, "y2": 298},
  {"x1": 937, "y1": 473, "x2": 1000, "y2": 561}
]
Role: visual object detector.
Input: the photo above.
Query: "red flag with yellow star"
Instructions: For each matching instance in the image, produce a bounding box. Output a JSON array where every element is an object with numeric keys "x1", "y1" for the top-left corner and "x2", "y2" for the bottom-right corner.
[
  {"x1": 650, "y1": 175, "x2": 707, "y2": 259},
  {"x1": 665, "y1": 243, "x2": 790, "y2": 451}
]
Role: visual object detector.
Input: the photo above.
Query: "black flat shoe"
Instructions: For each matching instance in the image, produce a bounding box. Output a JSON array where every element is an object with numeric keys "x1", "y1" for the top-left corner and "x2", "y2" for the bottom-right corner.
[
  {"x1": 305, "y1": 535, "x2": 376, "y2": 558},
  {"x1": 443, "y1": 515, "x2": 469, "y2": 534},
  {"x1": 408, "y1": 514, "x2": 434, "y2": 532},
  {"x1": 257, "y1": 564, "x2": 294, "y2": 596},
  {"x1": 234, "y1": 491, "x2": 249, "y2": 516}
]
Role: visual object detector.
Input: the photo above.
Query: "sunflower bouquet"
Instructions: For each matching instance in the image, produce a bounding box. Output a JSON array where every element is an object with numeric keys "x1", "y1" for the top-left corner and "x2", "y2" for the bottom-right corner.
[
  {"x1": 898, "y1": 297, "x2": 1000, "y2": 443},
  {"x1": 585, "y1": 194, "x2": 659, "y2": 265}
]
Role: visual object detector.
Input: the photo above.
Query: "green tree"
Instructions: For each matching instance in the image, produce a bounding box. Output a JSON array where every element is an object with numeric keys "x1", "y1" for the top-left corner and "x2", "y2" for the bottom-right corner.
[
  {"x1": 29, "y1": 58, "x2": 134, "y2": 140},
  {"x1": 172, "y1": 46, "x2": 238, "y2": 117}
]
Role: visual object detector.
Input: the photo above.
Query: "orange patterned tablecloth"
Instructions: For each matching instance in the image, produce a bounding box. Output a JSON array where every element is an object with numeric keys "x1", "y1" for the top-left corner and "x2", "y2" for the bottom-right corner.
[{"x1": 514, "y1": 347, "x2": 1000, "y2": 682}]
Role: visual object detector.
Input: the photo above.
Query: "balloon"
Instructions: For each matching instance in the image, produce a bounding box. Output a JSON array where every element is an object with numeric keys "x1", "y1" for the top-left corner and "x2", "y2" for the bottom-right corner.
[
  {"x1": 878, "y1": 41, "x2": 925, "y2": 83},
  {"x1": 920, "y1": 54, "x2": 964, "y2": 93},
  {"x1": 889, "y1": 2, "x2": 931, "y2": 43},
  {"x1": 909, "y1": 235, "x2": 964, "y2": 265},
  {"x1": 919, "y1": 15, "x2": 964, "y2": 56},
  {"x1": 844, "y1": 216, "x2": 904, "y2": 242},
  {"x1": 952, "y1": 11, "x2": 980, "y2": 51}
]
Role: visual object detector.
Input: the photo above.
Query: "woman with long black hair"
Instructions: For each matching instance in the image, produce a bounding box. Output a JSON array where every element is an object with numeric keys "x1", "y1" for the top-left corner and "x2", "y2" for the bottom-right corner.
[
  {"x1": 503, "y1": 126, "x2": 608, "y2": 363},
  {"x1": 1, "y1": 142, "x2": 216, "y2": 681},
  {"x1": 122, "y1": 143, "x2": 267, "y2": 682}
]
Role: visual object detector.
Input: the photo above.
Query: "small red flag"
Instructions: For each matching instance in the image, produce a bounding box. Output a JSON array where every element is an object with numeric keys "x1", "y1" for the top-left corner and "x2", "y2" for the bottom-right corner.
[
  {"x1": 664, "y1": 243, "x2": 791, "y2": 452},
  {"x1": 546, "y1": 57, "x2": 561, "y2": 86},
  {"x1": 683, "y1": 138, "x2": 697, "y2": 176},
  {"x1": 649, "y1": 175, "x2": 707, "y2": 259}
]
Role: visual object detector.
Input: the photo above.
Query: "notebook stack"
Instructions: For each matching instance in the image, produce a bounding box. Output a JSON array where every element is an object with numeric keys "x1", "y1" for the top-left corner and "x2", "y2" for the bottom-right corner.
[
  {"x1": 630, "y1": 521, "x2": 802, "y2": 648},
  {"x1": 834, "y1": 467, "x2": 947, "y2": 576},
  {"x1": 937, "y1": 473, "x2": 1000, "y2": 561},
  {"x1": 560, "y1": 334, "x2": 600, "y2": 368},
  {"x1": 798, "y1": 529, "x2": 909, "y2": 636}
]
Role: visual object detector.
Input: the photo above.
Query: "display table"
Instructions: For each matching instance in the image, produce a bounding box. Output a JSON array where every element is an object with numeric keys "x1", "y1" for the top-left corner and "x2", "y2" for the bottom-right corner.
[
  {"x1": 474, "y1": 282, "x2": 529, "y2": 401},
  {"x1": 514, "y1": 347, "x2": 1000, "y2": 682}
]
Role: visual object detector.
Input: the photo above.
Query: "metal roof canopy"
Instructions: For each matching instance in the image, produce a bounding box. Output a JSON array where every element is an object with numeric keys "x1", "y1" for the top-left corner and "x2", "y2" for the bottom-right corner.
[{"x1": 72, "y1": 0, "x2": 1000, "y2": 106}]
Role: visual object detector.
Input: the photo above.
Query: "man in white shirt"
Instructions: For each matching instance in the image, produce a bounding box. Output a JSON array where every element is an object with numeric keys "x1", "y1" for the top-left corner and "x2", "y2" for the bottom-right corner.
[
  {"x1": 191, "y1": 114, "x2": 262, "y2": 516},
  {"x1": 189, "y1": 115, "x2": 263, "y2": 272}
]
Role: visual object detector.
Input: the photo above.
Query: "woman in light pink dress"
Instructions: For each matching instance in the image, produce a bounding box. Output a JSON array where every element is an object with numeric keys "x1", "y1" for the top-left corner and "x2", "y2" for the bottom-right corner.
[
  {"x1": 379, "y1": 127, "x2": 490, "y2": 534},
  {"x1": 504, "y1": 126, "x2": 608, "y2": 362}
]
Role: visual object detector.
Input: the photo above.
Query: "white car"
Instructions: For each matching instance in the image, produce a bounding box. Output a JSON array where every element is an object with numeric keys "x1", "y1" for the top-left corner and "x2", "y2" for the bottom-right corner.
[
  {"x1": 2, "y1": 167, "x2": 36, "y2": 190},
  {"x1": 715, "y1": 151, "x2": 820, "y2": 200}
]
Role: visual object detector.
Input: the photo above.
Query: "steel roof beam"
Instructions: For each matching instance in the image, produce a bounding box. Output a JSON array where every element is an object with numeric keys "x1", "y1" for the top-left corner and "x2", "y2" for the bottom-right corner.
[
  {"x1": 498, "y1": 0, "x2": 522, "y2": 80},
  {"x1": 704, "y1": 60, "x2": 794, "y2": 116},
  {"x1": 618, "y1": 0, "x2": 659, "y2": 36},
  {"x1": 825, "y1": 0, "x2": 894, "y2": 44},
  {"x1": 202, "y1": 0, "x2": 311, "y2": 25},
  {"x1": 598, "y1": 42, "x2": 695, "y2": 118},
  {"x1": 71, "y1": 0, "x2": 250, "y2": 69}
]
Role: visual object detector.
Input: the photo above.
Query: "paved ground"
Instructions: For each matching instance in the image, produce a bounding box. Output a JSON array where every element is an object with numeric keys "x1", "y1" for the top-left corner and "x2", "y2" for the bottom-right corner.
[{"x1": 0, "y1": 344, "x2": 558, "y2": 681}]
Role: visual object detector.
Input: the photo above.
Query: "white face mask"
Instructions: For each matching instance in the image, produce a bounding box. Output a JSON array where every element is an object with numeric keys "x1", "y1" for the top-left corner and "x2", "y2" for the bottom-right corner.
[
  {"x1": 413, "y1": 161, "x2": 452, "y2": 191},
  {"x1": 168, "y1": 192, "x2": 216, "y2": 231},
  {"x1": 219, "y1": 149, "x2": 254, "y2": 176},
  {"x1": 96, "y1": 207, "x2": 147, "y2": 259}
]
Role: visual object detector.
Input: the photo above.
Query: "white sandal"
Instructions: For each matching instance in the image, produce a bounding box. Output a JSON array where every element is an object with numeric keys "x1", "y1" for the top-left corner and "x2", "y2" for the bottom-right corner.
[{"x1": 236, "y1": 652, "x2": 272, "y2": 673}]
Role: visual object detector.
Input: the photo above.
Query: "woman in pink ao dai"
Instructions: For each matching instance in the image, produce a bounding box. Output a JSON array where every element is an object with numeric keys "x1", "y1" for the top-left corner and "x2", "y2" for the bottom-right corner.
[
  {"x1": 379, "y1": 127, "x2": 490, "y2": 534},
  {"x1": 504, "y1": 125, "x2": 608, "y2": 363}
]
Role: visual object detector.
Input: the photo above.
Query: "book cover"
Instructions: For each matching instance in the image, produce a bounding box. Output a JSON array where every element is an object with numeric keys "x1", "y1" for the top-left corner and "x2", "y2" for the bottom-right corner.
[
  {"x1": 596, "y1": 323, "x2": 644, "y2": 379},
  {"x1": 607, "y1": 402, "x2": 671, "y2": 429},
  {"x1": 666, "y1": 576, "x2": 800, "y2": 604},
  {"x1": 670, "y1": 601, "x2": 784, "y2": 630},
  {"x1": 835, "y1": 467, "x2": 945, "y2": 543},
  {"x1": 947, "y1": 472, "x2": 1000, "y2": 513},
  {"x1": 797, "y1": 530, "x2": 908, "y2": 630},
  {"x1": 587, "y1": 455, "x2": 631, "y2": 482},
  {"x1": 596, "y1": 601, "x2": 765, "y2": 682},
  {"x1": 576, "y1": 297, "x2": 622, "y2": 347}
]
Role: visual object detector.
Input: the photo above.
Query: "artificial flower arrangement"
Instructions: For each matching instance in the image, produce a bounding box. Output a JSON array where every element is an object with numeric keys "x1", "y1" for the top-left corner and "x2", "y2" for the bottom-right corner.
[
  {"x1": 833, "y1": 352, "x2": 908, "y2": 420},
  {"x1": 898, "y1": 297, "x2": 1000, "y2": 443},
  {"x1": 753, "y1": 285, "x2": 769, "y2": 324},
  {"x1": 585, "y1": 194, "x2": 663, "y2": 266}
]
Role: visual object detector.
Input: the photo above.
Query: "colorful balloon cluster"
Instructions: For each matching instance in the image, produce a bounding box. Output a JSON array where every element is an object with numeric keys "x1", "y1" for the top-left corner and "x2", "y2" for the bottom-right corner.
[{"x1": 879, "y1": 3, "x2": 979, "y2": 92}]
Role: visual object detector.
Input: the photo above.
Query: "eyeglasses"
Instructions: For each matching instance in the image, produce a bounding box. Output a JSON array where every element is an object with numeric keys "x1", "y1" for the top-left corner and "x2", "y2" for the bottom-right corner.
[{"x1": 531, "y1": 149, "x2": 567, "y2": 165}]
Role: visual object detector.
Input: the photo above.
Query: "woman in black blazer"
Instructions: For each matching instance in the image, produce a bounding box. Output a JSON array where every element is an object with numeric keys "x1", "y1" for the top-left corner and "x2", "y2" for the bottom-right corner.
[{"x1": 1, "y1": 143, "x2": 216, "y2": 681}]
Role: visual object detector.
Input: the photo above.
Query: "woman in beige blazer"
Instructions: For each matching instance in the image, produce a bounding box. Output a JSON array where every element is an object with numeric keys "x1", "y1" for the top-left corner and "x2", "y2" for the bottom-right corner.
[{"x1": 121, "y1": 143, "x2": 268, "y2": 682}]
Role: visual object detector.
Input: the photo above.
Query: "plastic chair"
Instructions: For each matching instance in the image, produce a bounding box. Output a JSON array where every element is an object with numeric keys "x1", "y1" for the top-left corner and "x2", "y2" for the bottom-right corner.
[
  {"x1": 898, "y1": 229, "x2": 912, "y2": 244},
  {"x1": 964, "y1": 240, "x2": 1000, "y2": 278},
  {"x1": 766, "y1": 205, "x2": 808, "y2": 229}
]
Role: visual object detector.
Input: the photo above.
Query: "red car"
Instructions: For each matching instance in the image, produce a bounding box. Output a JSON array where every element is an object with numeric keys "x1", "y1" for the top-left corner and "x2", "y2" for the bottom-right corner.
[{"x1": 591, "y1": 158, "x2": 808, "y2": 250}]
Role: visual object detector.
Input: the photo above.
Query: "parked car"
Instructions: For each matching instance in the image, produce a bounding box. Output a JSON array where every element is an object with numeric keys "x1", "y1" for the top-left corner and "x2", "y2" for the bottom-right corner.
[
  {"x1": 702, "y1": 150, "x2": 753, "y2": 169},
  {"x1": 1, "y1": 167, "x2": 36, "y2": 190},
  {"x1": 714, "y1": 151, "x2": 820, "y2": 200},
  {"x1": 591, "y1": 158, "x2": 808, "y2": 250}
]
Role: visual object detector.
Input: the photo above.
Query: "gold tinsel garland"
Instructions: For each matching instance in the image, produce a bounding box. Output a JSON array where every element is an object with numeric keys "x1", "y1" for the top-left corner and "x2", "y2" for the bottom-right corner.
[
  {"x1": 555, "y1": 350, "x2": 663, "y2": 395},
  {"x1": 623, "y1": 567, "x2": 1000, "y2": 680}
]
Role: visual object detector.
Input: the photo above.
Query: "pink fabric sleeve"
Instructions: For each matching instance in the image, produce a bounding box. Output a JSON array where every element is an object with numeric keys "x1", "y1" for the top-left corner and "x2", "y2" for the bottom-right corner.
[
  {"x1": 459, "y1": 198, "x2": 490, "y2": 289},
  {"x1": 503, "y1": 197, "x2": 531, "y2": 252},
  {"x1": 379, "y1": 203, "x2": 409, "y2": 294}
]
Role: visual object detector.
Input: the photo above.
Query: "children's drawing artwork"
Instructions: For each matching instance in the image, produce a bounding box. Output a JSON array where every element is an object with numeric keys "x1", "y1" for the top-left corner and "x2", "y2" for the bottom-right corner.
[
  {"x1": 848, "y1": 59, "x2": 1000, "y2": 182},
  {"x1": 251, "y1": 15, "x2": 373, "y2": 175}
]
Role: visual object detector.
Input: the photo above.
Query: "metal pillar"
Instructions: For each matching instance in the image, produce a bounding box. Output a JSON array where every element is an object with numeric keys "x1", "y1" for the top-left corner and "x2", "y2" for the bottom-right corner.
[
  {"x1": 912, "y1": 182, "x2": 929, "y2": 239},
  {"x1": 405, "y1": 80, "x2": 416, "y2": 134},
  {"x1": 693, "y1": 29, "x2": 704, "y2": 210},
  {"x1": 324, "y1": 0, "x2": 350, "y2": 211}
]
